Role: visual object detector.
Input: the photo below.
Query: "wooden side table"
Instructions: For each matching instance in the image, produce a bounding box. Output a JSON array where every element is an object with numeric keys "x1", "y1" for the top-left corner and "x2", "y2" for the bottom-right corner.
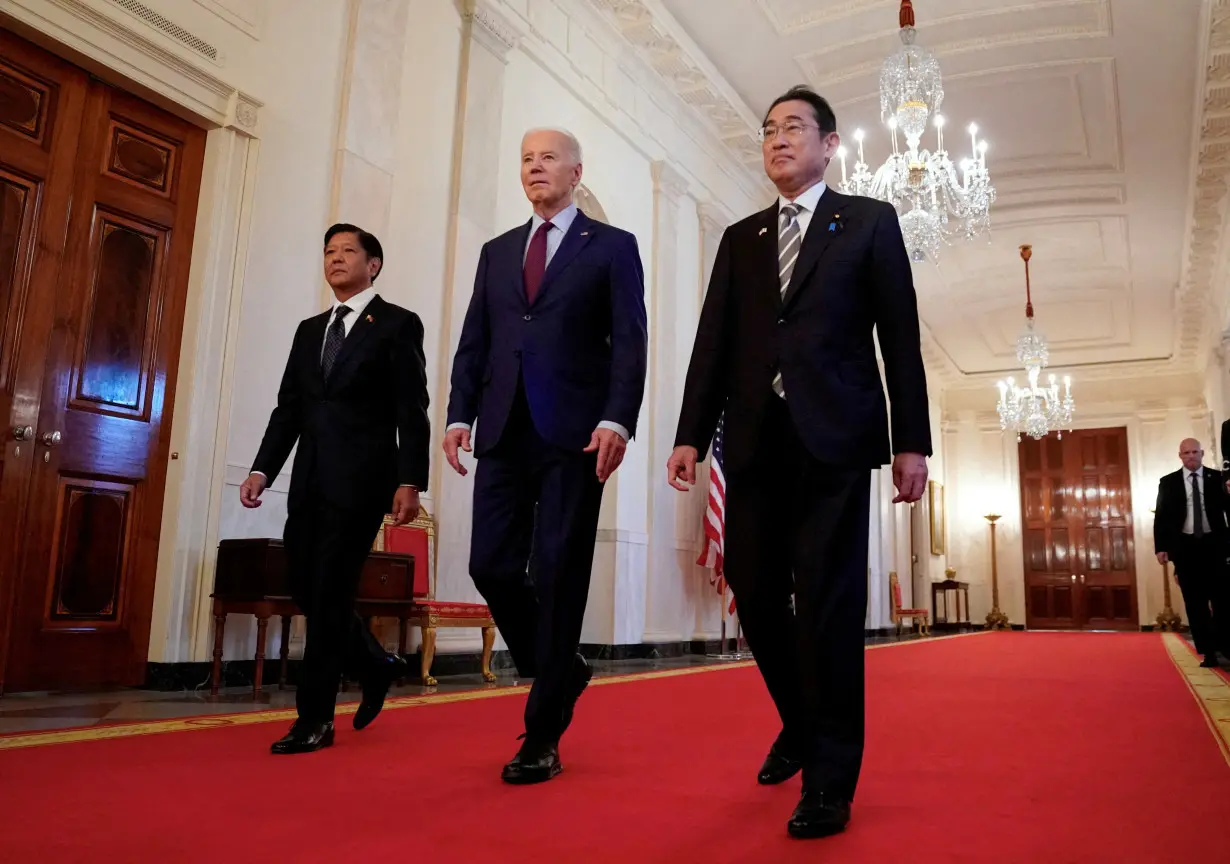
[{"x1": 931, "y1": 579, "x2": 972, "y2": 630}]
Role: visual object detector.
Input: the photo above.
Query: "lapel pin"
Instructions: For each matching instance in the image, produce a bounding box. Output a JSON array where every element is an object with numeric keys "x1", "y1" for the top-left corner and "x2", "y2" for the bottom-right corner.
[
  {"x1": 580, "y1": 231, "x2": 590, "y2": 236},
  {"x1": 758, "y1": 227, "x2": 768, "y2": 236},
  {"x1": 366, "y1": 314, "x2": 374, "y2": 323}
]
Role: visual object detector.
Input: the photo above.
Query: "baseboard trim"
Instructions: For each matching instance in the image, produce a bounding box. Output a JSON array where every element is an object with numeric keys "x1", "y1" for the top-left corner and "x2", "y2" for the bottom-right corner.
[{"x1": 144, "y1": 631, "x2": 938, "y2": 691}]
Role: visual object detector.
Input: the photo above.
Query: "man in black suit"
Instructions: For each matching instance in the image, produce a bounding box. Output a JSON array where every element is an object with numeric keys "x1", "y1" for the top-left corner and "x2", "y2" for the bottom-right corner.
[
  {"x1": 240, "y1": 223, "x2": 431, "y2": 754},
  {"x1": 1154, "y1": 438, "x2": 1230, "y2": 667},
  {"x1": 668, "y1": 86, "x2": 931, "y2": 839},
  {"x1": 443, "y1": 127, "x2": 647, "y2": 784}
]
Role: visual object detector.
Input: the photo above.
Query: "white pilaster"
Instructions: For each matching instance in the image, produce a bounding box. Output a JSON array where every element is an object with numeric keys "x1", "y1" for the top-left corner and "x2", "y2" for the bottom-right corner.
[
  {"x1": 431, "y1": 0, "x2": 524, "y2": 651},
  {"x1": 329, "y1": 0, "x2": 411, "y2": 241}
]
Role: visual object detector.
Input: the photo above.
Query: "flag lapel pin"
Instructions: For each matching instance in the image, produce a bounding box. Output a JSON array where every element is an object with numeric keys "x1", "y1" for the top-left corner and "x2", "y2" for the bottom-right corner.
[{"x1": 758, "y1": 227, "x2": 768, "y2": 236}]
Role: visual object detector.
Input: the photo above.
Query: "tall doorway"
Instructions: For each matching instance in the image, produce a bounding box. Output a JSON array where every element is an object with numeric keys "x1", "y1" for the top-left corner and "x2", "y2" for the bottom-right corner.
[
  {"x1": 1018, "y1": 427, "x2": 1139, "y2": 631},
  {"x1": 0, "y1": 27, "x2": 206, "y2": 691}
]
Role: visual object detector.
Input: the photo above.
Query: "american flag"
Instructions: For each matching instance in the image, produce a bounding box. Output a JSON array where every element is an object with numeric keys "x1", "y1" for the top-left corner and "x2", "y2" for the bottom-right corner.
[{"x1": 697, "y1": 413, "x2": 735, "y2": 614}]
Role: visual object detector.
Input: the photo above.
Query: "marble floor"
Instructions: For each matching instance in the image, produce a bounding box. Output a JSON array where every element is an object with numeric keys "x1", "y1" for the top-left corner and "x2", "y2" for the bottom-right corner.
[{"x1": 0, "y1": 631, "x2": 934, "y2": 736}]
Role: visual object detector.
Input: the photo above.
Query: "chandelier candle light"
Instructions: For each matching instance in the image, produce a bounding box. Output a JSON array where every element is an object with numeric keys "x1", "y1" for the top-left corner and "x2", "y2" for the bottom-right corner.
[
  {"x1": 835, "y1": 0, "x2": 996, "y2": 262},
  {"x1": 995, "y1": 245, "x2": 1075, "y2": 441}
]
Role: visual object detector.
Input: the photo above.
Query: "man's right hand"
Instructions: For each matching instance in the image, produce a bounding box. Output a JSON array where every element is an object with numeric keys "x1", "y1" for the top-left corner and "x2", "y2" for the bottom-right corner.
[
  {"x1": 443, "y1": 427, "x2": 473, "y2": 477},
  {"x1": 666, "y1": 445, "x2": 699, "y2": 491},
  {"x1": 239, "y1": 473, "x2": 267, "y2": 508},
  {"x1": 1156, "y1": 551, "x2": 1169, "y2": 566}
]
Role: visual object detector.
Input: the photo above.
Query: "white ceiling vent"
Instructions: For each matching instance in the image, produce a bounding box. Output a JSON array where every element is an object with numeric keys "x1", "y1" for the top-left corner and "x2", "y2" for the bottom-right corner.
[{"x1": 106, "y1": 0, "x2": 222, "y2": 64}]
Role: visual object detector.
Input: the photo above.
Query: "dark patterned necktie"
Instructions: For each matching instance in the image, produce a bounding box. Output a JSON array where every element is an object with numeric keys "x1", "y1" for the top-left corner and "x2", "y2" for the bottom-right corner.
[
  {"x1": 524, "y1": 221, "x2": 553, "y2": 304},
  {"x1": 321, "y1": 305, "x2": 351, "y2": 378},
  {"x1": 1192, "y1": 472, "x2": 1205, "y2": 539}
]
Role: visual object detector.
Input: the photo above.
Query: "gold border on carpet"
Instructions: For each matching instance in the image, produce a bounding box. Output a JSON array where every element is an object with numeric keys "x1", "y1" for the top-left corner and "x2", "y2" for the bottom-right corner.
[
  {"x1": 0, "y1": 631, "x2": 987, "y2": 751},
  {"x1": 1162, "y1": 632, "x2": 1230, "y2": 767}
]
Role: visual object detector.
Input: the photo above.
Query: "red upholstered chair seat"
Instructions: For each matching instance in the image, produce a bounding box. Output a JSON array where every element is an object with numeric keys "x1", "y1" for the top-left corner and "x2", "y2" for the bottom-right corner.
[
  {"x1": 410, "y1": 600, "x2": 493, "y2": 619},
  {"x1": 899, "y1": 608, "x2": 928, "y2": 616}
]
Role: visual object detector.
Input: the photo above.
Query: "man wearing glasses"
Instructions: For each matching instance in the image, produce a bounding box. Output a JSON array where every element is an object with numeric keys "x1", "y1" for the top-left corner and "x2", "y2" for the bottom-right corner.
[{"x1": 667, "y1": 86, "x2": 931, "y2": 839}]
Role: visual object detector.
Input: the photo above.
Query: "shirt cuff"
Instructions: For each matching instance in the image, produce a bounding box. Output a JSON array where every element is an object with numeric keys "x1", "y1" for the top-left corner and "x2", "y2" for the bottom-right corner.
[
  {"x1": 447, "y1": 422, "x2": 471, "y2": 432},
  {"x1": 250, "y1": 471, "x2": 267, "y2": 479},
  {"x1": 598, "y1": 420, "x2": 630, "y2": 441},
  {"x1": 399, "y1": 484, "x2": 418, "y2": 489}
]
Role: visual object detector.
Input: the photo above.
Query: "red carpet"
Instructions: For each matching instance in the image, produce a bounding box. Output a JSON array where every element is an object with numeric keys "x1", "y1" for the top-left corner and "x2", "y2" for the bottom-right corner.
[{"x1": 1, "y1": 633, "x2": 1227, "y2": 862}]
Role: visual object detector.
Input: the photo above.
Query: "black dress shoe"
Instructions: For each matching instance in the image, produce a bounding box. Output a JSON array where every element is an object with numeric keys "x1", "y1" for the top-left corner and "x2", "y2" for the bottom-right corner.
[
  {"x1": 758, "y1": 744, "x2": 803, "y2": 785},
  {"x1": 354, "y1": 654, "x2": 409, "y2": 731},
  {"x1": 787, "y1": 791, "x2": 851, "y2": 839},
  {"x1": 501, "y1": 738, "x2": 562, "y2": 784},
  {"x1": 270, "y1": 721, "x2": 334, "y2": 755},
  {"x1": 559, "y1": 655, "x2": 593, "y2": 737},
  {"x1": 1200, "y1": 656, "x2": 1220, "y2": 668}
]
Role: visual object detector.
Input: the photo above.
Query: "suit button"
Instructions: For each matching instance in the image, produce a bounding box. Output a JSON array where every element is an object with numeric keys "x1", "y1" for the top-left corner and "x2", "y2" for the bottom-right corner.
[
  {"x1": 523, "y1": 314, "x2": 532, "y2": 321},
  {"x1": 777, "y1": 318, "x2": 785, "y2": 325}
]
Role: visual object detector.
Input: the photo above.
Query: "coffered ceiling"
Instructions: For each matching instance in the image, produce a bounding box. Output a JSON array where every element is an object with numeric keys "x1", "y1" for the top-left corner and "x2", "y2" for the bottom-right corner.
[{"x1": 592, "y1": 0, "x2": 1225, "y2": 392}]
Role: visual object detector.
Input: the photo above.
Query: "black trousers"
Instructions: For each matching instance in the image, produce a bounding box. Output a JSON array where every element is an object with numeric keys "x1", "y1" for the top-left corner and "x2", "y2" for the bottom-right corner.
[
  {"x1": 469, "y1": 385, "x2": 604, "y2": 743},
  {"x1": 1173, "y1": 534, "x2": 1230, "y2": 658},
  {"x1": 723, "y1": 396, "x2": 871, "y2": 801},
  {"x1": 283, "y1": 497, "x2": 389, "y2": 724}
]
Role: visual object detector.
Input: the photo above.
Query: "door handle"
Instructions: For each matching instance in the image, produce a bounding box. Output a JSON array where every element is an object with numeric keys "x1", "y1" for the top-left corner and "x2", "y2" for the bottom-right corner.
[
  {"x1": 12, "y1": 426, "x2": 32, "y2": 441},
  {"x1": 41, "y1": 430, "x2": 61, "y2": 447}
]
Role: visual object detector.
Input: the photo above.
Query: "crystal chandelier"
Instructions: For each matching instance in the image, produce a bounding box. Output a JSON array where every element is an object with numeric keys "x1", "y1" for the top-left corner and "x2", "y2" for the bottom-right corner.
[
  {"x1": 834, "y1": 0, "x2": 996, "y2": 263},
  {"x1": 995, "y1": 245, "x2": 1074, "y2": 441}
]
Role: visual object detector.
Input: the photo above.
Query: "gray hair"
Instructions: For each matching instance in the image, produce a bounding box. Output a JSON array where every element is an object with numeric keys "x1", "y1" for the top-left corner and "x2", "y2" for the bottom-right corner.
[{"x1": 522, "y1": 127, "x2": 583, "y2": 164}]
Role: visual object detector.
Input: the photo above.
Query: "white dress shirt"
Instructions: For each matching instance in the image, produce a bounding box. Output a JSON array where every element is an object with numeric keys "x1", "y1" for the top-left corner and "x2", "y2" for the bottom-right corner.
[
  {"x1": 778, "y1": 179, "x2": 827, "y2": 237},
  {"x1": 447, "y1": 202, "x2": 630, "y2": 442},
  {"x1": 252, "y1": 284, "x2": 415, "y2": 489},
  {"x1": 1183, "y1": 466, "x2": 1213, "y2": 535}
]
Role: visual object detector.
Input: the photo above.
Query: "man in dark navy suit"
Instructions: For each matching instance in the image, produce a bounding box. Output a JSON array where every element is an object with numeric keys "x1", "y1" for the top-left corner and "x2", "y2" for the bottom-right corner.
[
  {"x1": 443, "y1": 127, "x2": 647, "y2": 784},
  {"x1": 241, "y1": 224, "x2": 430, "y2": 754}
]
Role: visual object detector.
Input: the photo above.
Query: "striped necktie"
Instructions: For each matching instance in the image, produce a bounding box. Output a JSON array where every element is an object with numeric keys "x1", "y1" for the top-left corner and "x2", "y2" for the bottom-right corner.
[{"x1": 772, "y1": 203, "x2": 802, "y2": 397}]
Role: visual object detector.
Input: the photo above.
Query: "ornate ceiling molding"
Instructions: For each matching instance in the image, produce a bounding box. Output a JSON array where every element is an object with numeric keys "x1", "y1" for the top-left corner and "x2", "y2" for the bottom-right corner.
[
  {"x1": 464, "y1": 0, "x2": 521, "y2": 60},
  {"x1": 586, "y1": 0, "x2": 764, "y2": 168},
  {"x1": 1180, "y1": 0, "x2": 1230, "y2": 372}
]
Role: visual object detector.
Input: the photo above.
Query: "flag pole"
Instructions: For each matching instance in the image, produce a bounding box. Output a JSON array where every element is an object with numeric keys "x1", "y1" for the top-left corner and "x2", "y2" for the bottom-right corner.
[
  {"x1": 708, "y1": 581, "x2": 751, "y2": 660},
  {"x1": 707, "y1": 581, "x2": 729, "y2": 658}
]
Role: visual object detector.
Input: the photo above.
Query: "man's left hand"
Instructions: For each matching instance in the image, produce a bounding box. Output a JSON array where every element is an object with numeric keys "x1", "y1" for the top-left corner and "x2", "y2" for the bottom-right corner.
[
  {"x1": 892, "y1": 452, "x2": 928, "y2": 504},
  {"x1": 391, "y1": 486, "x2": 421, "y2": 525},
  {"x1": 584, "y1": 427, "x2": 627, "y2": 483}
]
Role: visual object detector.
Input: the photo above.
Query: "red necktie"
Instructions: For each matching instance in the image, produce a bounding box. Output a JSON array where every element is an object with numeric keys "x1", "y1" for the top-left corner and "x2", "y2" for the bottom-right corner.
[{"x1": 524, "y1": 221, "x2": 553, "y2": 304}]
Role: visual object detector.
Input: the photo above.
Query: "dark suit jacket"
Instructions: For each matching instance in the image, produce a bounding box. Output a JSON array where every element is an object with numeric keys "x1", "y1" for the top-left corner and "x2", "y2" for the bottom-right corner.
[
  {"x1": 1153, "y1": 466, "x2": 1229, "y2": 556},
  {"x1": 252, "y1": 294, "x2": 430, "y2": 513},
  {"x1": 446, "y1": 209, "x2": 648, "y2": 455},
  {"x1": 1220, "y1": 419, "x2": 1230, "y2": 470},
  {"x1": 674, "y1": 188, "x2": 931, "y2": 471}
]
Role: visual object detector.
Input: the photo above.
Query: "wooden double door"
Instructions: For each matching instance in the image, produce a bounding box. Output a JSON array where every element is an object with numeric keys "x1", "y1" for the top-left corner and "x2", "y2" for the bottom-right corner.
[
  {"x1": 0, "y1": 29, "x2": 205, "y2": 691},
  {"x1": 1018, "y1": 427, "x2": 1139, "y2": 630}
]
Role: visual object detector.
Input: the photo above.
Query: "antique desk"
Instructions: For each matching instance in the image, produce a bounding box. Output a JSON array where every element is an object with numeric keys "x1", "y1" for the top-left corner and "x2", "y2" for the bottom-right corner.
[{"x1": 931, "y1": 578, "x2": 972, "y2": 630}]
